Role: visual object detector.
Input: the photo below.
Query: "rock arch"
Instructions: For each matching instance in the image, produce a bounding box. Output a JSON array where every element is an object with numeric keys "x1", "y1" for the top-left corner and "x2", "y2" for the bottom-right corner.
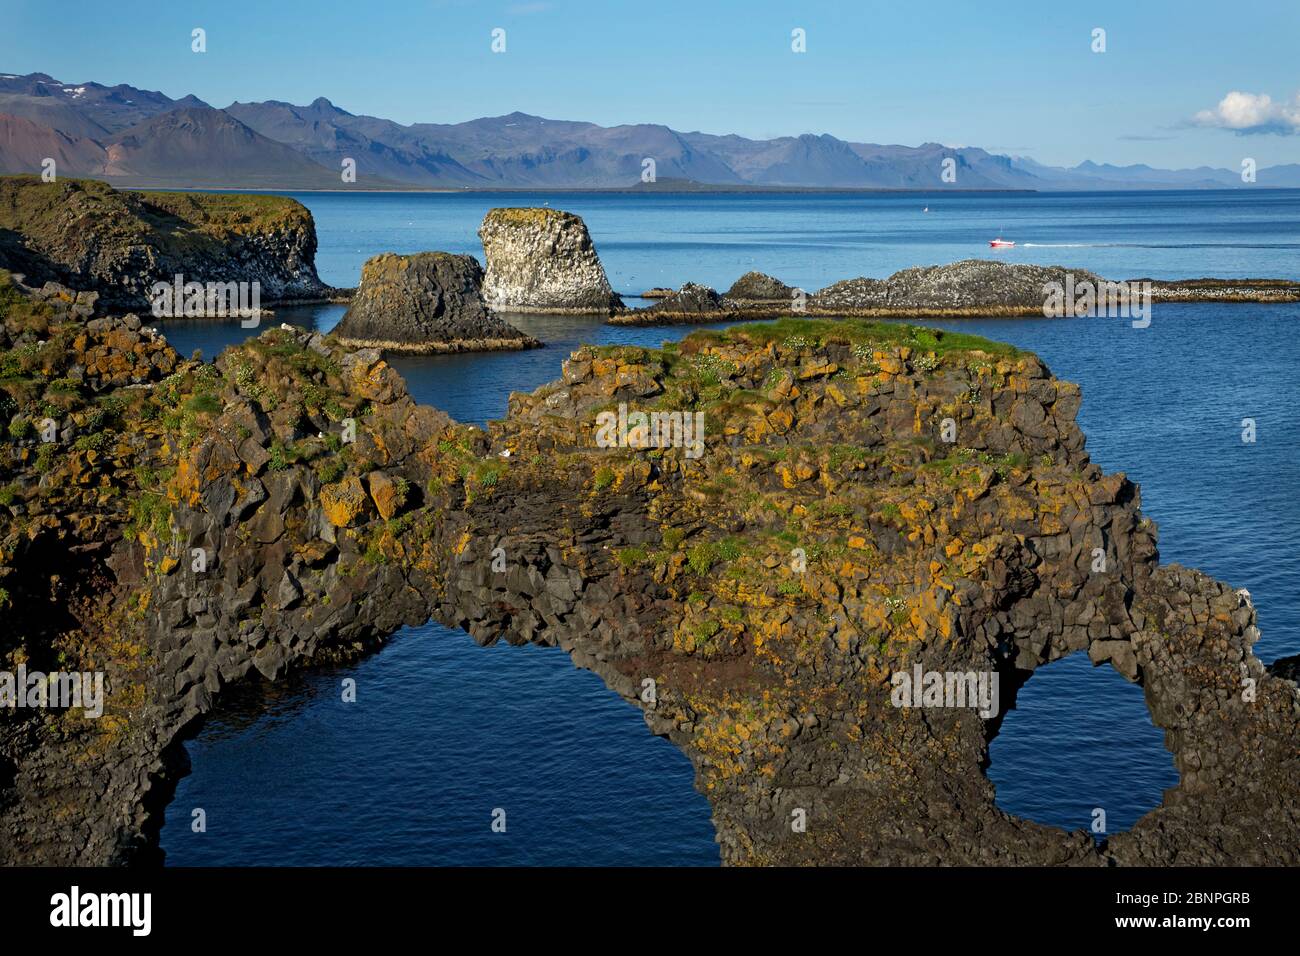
[{"x1": 2, "y1": 319, "x2": 1296, "y2": 866}]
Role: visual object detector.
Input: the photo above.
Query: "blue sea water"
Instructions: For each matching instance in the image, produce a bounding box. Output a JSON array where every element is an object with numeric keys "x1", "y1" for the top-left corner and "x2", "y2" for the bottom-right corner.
[
  {"x1": 157, "y1": 190, "x2": 1300, "y2": 864},
  {"x1": 297, "y1": 188, "x2": 1300, "y2": 293}
]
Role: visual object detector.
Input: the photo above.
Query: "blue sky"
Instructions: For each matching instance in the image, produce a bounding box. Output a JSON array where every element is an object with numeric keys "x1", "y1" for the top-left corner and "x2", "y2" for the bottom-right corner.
[{"x1": 4, "y1": 0, "x2": 1299, "y2": 168}]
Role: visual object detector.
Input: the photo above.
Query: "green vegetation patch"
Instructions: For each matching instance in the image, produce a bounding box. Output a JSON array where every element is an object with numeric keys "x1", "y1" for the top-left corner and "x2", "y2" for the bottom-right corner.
[{"x1": 684, "y1": 317, "x2": 1023, "y2": 358}]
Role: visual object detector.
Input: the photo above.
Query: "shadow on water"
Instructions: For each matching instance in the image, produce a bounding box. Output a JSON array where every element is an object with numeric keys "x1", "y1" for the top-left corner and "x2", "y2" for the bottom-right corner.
[{"x1": 161, "y1": 622, "x2": 720, "y2": 867}]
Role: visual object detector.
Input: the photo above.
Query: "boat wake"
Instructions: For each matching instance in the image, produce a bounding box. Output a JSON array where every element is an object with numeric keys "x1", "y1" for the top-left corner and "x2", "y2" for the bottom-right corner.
[{"x1": 1021, "y1": 241, "x2": 1300, "y2": 249}]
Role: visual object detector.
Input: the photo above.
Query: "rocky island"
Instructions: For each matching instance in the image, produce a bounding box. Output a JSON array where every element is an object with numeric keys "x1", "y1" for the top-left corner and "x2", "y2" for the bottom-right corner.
[
  {"x1": 331, "y1": 252, "x2": 540, "y2": 354},
  {"x1": 0, "y1": 263, "x2": 1296, "y2": 866}
]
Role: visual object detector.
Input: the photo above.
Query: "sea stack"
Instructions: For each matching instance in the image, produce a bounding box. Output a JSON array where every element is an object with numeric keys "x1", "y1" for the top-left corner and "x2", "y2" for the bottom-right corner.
[
  {"x1": 332, "y1": 252, "x2": 540, "y2": 353},
  {"x1": 478, "y1": 208, "x2": 623, "y2": 314}
]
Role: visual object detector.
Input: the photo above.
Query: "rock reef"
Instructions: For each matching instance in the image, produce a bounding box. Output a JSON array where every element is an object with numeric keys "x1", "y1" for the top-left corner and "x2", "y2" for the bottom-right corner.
[
  {"x1": 1139, "y1": 277, "x2": 1300, "y2": 303},
  {"x1": 331, "y1": 252, "x2": 539, "y2": 354},
  {"x1": 613, "y1": 261, "x2": 1300, "y2": 326},
  {"x1": 645, "y1": 282, "x2": 736, "y2": 320},
  {"x1": 613, "y1": 260, "x2": 1112, "y2": 325},
  {"x1": 479, "y1": 207, "x2": 623, "y2": 314},
  {"x1": 725, "y1": 270, "x2": 796, "y2": 304},
  {"x1": 1, "y1": 273, "x2": 1296, "y2": 867}
]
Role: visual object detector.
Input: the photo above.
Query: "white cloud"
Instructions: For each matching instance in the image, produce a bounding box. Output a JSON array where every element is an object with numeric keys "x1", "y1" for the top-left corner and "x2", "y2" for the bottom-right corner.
[{"x1": 1192, "y1": 90, "x2": 1300, "y2": 135}]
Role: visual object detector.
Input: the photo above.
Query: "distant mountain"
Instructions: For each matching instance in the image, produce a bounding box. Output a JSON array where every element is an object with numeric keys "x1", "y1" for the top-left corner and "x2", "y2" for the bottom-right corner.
[
  {"x1": 0, "y1": 72, "x2": 209, "y2": 134},
  {"x1": 1008, "y1": 157, "x2": 1248, "y2": 190},
  {"x1": 1257, "y1": 164, "x2": 1300, "y2": 188},
  {"x1": 102, "y1": 106, "x2": 347, "y2": 188},
  {"x1": 0, "y1": 113, "x2": 110, "y2": 176},
  {"x1": 0, "y1": 71, "x2": 1294, "y2": 191},
  {"x1": 224, "y1": 98, "x2": 487, "y2": 187}
]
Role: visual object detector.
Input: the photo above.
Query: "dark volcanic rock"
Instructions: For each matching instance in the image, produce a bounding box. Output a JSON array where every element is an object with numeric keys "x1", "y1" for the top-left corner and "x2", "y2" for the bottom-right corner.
[
  {"x1": 1268, "y1": 653, "x2": 1300, "y2": 683},
  {"x1": 1, "y1": 274, "x2": 1297, "y2": 868},
  {"x1": 885, "y1": 259, "x2": 1103, "y2": 310},
  {"x1": 478, "y1": 207, "x2": 623, "y2": 314},
  {"x1": 1138, "y1": 277, "x2": 1300, "y2": 303},
  {"x1": 811, "y1": 275, "x2": 889, "y2": 310},
  {"x1": 647, "y1": 282, "x2": 735, "y2": 315},
  {"x1": 0, "y1": 176, "x2": 333, "y2": 310},
  {"x1": 332, "y1": 252, "x2": 540, "y2": 353},
  {"x1": 813, "y1": 260, "x2": 1106, "y2": 313},
  {"x1": 725, "y1": 270, "x2": 795, "y2": 303}
]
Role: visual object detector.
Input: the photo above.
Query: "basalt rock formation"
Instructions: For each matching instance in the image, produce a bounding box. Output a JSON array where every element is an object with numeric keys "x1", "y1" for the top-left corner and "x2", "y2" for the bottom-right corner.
[
  {"x1": 725, "y1": 270, "x2": 796, "y2": 304},
  {"x1": 332, "y1": 252, "x2": 540, "y2": 354},
  {"x1": 1, "y1": 274, "x2": 1297, "y2": 867},
  {"x1": 644, "y1": 282, "x2": 736, "y2": 321},
  {"x1": 618, "y1": 261, "x2": 1300, "y2": 327},
  {"x1": 478, "y1": 207, "x2": 623, "y2": 314},
  {"x1": 866, "y1": 260, "x2": 1102, "y2": 312},
  {"x1": 613, "y1": 261, "x2": 1109, "y2": 325},
  {"x1": 0, "y1": 176, "x2": 333, "y2": 311},
  {"x1": 1138, "y1": 277, "x2": 1300, "y2": 303}
]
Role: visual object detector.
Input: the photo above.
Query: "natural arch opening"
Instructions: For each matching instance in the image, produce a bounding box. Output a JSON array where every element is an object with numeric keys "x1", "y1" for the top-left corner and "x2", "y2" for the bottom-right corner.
[
  {"x1": 157, "y1": 621, "x2": 719, "y2": 866},
  {"x1": 986, "y1": 652, "x2": 1177, "y2": 839}
]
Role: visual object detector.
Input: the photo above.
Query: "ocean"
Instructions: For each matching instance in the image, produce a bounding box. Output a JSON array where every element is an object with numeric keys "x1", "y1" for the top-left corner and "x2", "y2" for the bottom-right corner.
[{"x1": 156, "y1": 189, "x2": 1300, "y2": 865}]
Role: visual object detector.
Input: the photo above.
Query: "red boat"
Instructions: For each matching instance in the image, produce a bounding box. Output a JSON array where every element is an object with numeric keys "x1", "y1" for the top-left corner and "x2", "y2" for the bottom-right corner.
[{"x1": 989, "y1": 238, "x2": 1015, "y2": 248}]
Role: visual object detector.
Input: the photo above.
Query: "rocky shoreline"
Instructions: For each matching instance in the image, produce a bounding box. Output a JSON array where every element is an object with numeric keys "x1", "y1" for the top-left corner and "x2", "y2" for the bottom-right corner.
[{"x1": 1, "y1": 269, "x2": 1296, "y2": 866}]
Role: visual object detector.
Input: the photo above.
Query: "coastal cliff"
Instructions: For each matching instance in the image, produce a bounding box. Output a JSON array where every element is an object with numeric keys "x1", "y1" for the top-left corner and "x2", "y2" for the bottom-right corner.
[
  {"x1": 0, "y1": 176, "x2": 333, "y2": 310},
  {"x1": 1, "y1": 272, "x2": 1296, "y2": 866}
]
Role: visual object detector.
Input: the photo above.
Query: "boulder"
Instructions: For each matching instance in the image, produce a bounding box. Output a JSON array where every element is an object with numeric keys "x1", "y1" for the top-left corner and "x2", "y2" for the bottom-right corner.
[
  {"x1": 332, "y1": 252, "x2": 539, "y2": 353},
  {"x1": 320, "y1": 476, "x2": 371, "y2": 527},
  {"x1": 478, "y1": 208, "x2": 623, "y2": 314}
]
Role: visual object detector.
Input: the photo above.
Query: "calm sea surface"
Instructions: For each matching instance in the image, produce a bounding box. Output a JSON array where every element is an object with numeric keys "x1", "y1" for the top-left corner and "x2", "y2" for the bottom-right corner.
[{"x1": 158, "y1": 190, "x2": 1300, "y2": 864}]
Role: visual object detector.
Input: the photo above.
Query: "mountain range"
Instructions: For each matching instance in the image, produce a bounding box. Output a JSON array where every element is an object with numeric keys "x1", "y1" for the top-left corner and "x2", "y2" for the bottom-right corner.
[{"x1": 2, "y1": 71, "x2": 1298, "y2": 190}]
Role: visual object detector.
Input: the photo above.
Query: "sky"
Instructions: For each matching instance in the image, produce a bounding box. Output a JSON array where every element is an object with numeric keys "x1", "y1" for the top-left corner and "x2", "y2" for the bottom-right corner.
[{"x1": 3, "y1": 0, "x2": 1299, "y2": 169}]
